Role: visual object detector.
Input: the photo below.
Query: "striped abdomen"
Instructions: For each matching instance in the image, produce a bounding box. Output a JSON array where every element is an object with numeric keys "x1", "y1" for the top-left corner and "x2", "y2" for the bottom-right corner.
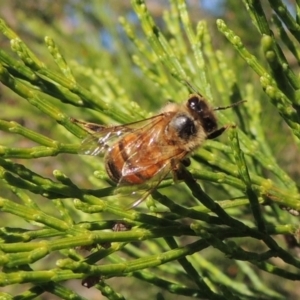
[{"x1": 105, "y1": 132, "x2": 168, "y2": 185}]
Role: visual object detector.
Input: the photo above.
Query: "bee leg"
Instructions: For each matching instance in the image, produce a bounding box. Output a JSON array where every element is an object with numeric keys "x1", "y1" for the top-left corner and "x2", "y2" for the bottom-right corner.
[
  {"x1": 171, "y1": 159, "x2": 186, "y2": 181},
  {"x1": 207, "y1": 124, "x2": 233, "y2": 140},
  {"x1": 181, "y1": 157, "x2": 191, "y2": 167}
]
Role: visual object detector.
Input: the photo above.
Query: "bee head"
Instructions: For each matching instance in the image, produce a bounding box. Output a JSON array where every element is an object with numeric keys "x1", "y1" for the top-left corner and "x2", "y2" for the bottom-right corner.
[{"x1": 187, "y1": 95, "x2": 217, "y2": 133}]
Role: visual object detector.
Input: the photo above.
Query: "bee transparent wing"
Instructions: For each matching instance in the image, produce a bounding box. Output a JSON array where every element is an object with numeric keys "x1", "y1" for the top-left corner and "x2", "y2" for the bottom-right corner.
[
  {"x1": 73, "y1": 113, "x2": 186, "y2": 208},
  {"x1": 120, "y1": 144, "x2": 186, "y2": 184},
  {"x1": 115, "y1": 159, "x2": 173, "y2": 208},
  {"x1": 79, "y1": 127, "x2": 129, "y2": 156},
  {"x1": 72, "y1": 115, "x2": 164, "y2": 156},
  {"x1": 117, "y1": 147, "x2": 186, "y2": 208},
  {"x1": 119, "y1": 122, "x2": 186, "y2": 179},
  {"x1": 114, "y1": 124, "x2": 186, "y2": 207},
  {"x1": 129, "y1": 161, "x2": 172, "y2": 208}
]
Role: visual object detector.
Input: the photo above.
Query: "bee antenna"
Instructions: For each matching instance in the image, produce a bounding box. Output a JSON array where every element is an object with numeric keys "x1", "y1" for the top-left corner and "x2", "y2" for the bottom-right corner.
[
  {"x1": 182, "y1": 80, "x2": 203, "y2": 97},
  {"x1": 213, "y1": 100, "x2": 247, "y2": 111}
]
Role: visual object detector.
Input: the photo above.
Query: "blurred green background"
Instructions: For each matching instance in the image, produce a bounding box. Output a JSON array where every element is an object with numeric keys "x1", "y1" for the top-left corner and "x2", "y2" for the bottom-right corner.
[{"x1": 0, "y1": 1, "x2": 300, "y2": 299}]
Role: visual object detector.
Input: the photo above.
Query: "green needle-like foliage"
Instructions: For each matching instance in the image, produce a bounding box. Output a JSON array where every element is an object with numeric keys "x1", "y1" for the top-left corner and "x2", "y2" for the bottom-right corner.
[{"x1": 0, "y1": 1, "x2": 300, "y2": 299}]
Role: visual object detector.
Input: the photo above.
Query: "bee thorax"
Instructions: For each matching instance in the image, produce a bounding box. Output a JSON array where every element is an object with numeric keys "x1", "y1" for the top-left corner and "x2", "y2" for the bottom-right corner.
[{"x1": 169, "y1": 114, "x2": 196, "y2": 140}]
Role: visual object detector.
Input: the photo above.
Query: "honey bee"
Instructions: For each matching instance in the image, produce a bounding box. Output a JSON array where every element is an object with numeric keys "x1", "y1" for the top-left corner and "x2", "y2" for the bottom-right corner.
[{"x1": 73, "y1": 93, "x2": 244, "y2": 207}]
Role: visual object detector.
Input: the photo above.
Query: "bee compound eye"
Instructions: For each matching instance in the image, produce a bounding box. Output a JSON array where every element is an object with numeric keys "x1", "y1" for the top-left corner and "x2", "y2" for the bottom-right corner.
[{"x1": 188, "y1": 96, "x2": 207, "y2": 113}]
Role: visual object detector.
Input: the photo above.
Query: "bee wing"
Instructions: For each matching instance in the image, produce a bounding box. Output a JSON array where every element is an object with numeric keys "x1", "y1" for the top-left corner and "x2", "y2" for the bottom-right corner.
[
  {"x1": 73, "y1": 113, "x2": 187, "y2": 208},
  {"x1": 114, "y1": 124, "x2": 186, "y2": 207},
  {"x1": 118, "y1": 120, "x2": 186, "y2": 178},
  {"x1": 127, "y1": 161, "x2": 172, "y2": 208},
  {"x1": 114, "y1": 158, "x2": 172, "y2": 208},
  {"x1": 120, "y1": 145, "x2": 186, "y2": 183},
  {"x1": 117, "y1": 148, "x2": 186, "y2": 208},
  {"x1": 72, "y1": 114, "x2": 165, "y2": 156}
]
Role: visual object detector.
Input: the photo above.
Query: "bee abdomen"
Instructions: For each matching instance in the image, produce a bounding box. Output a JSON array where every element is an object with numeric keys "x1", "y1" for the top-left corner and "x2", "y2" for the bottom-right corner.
[
  {"x1": 105, "y1": 134, "x2": 165, "y2": 185},
  {"x1": 106, "y1": 159, "x2": 122, "y2": 182},
  {"x1": 105, "y1": 139, "x2": 127, "y2": 183}
]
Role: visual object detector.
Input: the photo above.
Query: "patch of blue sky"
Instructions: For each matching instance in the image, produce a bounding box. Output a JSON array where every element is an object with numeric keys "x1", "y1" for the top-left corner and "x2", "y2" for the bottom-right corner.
[{"x1": 199, "y1": 0, "x2": 225, "y2": 16}]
